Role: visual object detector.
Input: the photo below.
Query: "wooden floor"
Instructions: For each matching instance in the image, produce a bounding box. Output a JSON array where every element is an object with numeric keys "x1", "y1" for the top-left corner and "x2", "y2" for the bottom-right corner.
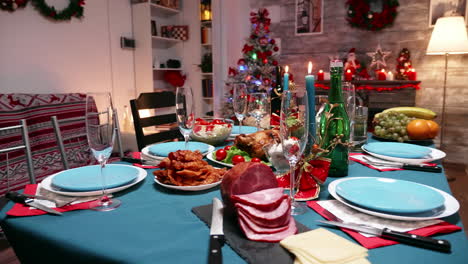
[{"x1": 0, "y1": 163, "x2": 467, "y2": 264}]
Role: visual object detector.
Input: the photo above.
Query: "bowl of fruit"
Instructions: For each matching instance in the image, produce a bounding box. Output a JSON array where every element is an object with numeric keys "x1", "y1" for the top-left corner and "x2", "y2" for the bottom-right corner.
[
  {"x1": 372, "y1": 107, "x2": 439, "y2": 143},
  {"x1": 190, "y1": 118, "x2": 234, "y2": 146}
]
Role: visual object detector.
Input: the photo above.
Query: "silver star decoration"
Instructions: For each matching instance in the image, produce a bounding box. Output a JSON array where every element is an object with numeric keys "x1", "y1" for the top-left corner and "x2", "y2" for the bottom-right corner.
[{"x1": 367, "y1": 44, "x2": 391, "y2": 70}]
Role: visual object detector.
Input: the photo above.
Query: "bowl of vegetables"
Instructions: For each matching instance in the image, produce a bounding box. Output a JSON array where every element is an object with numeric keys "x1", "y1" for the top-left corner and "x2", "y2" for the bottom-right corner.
[{"x1": 190, "y1": 118, "x2": 234, "y2": 146}]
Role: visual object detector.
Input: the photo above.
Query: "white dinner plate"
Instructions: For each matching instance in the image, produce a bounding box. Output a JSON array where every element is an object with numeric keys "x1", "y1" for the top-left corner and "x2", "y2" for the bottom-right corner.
[
  {"x1": 206, "y1": 150, "x2": 272, "y2": 168},
  {"x1": 328, "y1": 177, "x2": 460, "y2": 221},
  {"x1": 206, "y1": 150, "x2": 235, "y2": 167},
  {"x1": 154, "y1": 176, "x2": 221, "y2": 191},
  {"x1": 141, "y1": 143, "x2": 215, "y2": 161},
  {"x1": 362, "y1": 146, "x2": 446, "y2": 165},
  {"x1": 40, "y1": 165, "x2": 148, "y2": 197}
]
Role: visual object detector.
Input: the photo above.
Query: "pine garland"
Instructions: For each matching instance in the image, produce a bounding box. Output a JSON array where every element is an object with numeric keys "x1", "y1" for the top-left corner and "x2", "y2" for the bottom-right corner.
[
  {"x1": 0, "y1": 0, "x2": 28, "y2": 12},
  {"x1": 31, "y1": 0, "x2": 84, "y2": 21}
]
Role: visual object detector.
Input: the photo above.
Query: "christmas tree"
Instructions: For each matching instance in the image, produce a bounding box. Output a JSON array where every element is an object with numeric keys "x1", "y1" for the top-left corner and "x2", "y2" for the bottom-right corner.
[
  {"x1": 221, "y1": 8, "x2": 280, "y2": 119},
  {"x1": 395, "y1": 48, "x2": 412, "y2": 80}
]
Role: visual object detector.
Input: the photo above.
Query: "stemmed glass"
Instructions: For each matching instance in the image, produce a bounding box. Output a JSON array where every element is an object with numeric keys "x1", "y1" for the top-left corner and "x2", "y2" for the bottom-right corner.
[
  {"x1": 247, "y1": 92, "x2": 269, "y2": 130},
  {"x1": 175, "y1": 87, "x2": 195, "y2": 149},
  {"x1": 280, "y1": 89, "x2": 309, "y2": 215},
  {"x1": 85, "y1": 92, "x2": 121, "y2": 211},
  {"x1": 232, "y1": 83, "x2": 248, "y2": 134}
]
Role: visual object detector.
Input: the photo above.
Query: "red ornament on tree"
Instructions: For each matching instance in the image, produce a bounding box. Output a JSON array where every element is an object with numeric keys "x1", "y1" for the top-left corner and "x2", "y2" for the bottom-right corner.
[
  {"x1": 237, "y1": 59, "x2": 246, "y2": 65},
  {"x1": 259, "y1": 37, "x2": 269, "y2": 46}
]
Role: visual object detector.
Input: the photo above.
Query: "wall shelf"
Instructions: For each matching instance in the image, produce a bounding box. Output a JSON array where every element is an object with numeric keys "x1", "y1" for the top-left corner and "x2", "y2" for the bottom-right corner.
[
  {"x1": 152, "y1": 36, "x2": 182, "y2": 43},
  {"x1": 201, "y1": 72, "x2": 213, "y2": 76},
  {"x1": 150, "y1": 3, "x2": 180, "y2": 17},
  {"x1": 153, "y1": 67, "x2": 182, "y2": 71}
]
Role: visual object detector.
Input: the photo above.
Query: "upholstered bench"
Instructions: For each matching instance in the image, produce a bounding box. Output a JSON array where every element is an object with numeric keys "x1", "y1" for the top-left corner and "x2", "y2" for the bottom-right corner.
[{"x1": 0, "y1": 93, "x2": 92, "y2": 195}]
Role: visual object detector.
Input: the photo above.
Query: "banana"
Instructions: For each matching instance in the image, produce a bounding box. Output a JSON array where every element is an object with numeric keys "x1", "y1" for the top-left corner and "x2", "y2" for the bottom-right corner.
[{"x1": 383, "y1": 107, "x2": 437, "y2": 120}]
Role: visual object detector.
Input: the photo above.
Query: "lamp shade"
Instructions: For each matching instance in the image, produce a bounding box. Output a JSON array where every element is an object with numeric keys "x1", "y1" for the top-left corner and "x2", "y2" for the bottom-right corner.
[{"x1": 426, "y1": 16, "x2": 468, "y2": 55}]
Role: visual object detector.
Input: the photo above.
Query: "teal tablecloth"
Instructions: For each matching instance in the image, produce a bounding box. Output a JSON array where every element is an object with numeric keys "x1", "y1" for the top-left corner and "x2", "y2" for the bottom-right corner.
[{"x1": 1, "y1": 144, "x2": 468, "y2": 263}]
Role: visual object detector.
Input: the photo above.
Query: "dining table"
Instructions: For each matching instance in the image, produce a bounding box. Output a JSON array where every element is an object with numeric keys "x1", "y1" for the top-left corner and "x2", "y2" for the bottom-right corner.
[{"x1": 1, "y1": 137, "x2": 468, "y2": 264}]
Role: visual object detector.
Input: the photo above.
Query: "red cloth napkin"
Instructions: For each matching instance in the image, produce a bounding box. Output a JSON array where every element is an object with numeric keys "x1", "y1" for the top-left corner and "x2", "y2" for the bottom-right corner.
[
  {"x1": 350, "y1": 153, "x2": 437, "y2": 172},
  {"x1": 7, "y1": 184, "x2": 97, "y2": 217},
  {"x1": 307, "y1": 200, "x2": 462, "y2": 249},
  {"x1": 130, "y1": 152, "x2": 159, "y2": 169}
]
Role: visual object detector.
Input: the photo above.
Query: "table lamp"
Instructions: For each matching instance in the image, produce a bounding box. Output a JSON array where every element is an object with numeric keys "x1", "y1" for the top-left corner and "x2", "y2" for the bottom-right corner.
[{"x1": 426, "y1": 16, "x2": 468, "y2": 149}]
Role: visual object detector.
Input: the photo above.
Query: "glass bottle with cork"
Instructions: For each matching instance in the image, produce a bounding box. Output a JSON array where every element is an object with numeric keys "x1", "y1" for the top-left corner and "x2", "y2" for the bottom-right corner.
[{"x1": 319, "y1": 60, "x2": 350, "y2": 177}]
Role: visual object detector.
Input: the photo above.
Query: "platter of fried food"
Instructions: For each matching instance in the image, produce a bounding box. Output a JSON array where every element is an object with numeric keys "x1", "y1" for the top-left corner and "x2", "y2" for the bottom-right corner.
[{"x1": 153, "y1": 150, "x2": 227, "y2": 191}]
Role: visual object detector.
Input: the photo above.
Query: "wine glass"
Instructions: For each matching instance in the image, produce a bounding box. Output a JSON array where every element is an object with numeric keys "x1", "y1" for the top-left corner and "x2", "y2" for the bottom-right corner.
[
  {"x1": 85, "y1": 92, "x2": 121, "y2": 211},
  {"x1": 232, "y1": 83, "x2": 248, "y2": 134},
  {"x1": 247, "y1": 92, "x2": 269, "y2": 130},
  {"x1": 280, "y1": 89, "x2": 309, "y2": 215},
  {"x1": 175, "y1": 87, "x2": 195, "y2": 149}
]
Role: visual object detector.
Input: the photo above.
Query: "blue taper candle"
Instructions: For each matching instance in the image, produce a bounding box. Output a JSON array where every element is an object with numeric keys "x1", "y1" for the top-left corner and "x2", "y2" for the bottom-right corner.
[
  {"x1": 283, "y1": 65, "x2": 289, "y2": 91},
  {"x1": 305, "y1": 62, "x2": 316, "y2": 138}
]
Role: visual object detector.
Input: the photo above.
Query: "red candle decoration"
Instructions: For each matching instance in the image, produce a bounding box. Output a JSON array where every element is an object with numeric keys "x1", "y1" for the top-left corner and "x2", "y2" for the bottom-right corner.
[
  {"x1": 345, "y1": 69, "x2": 353, "y2": 81},
  {"x1": 377, "y1": 69, "x2": 387, "y2": 80},
  {"x1": 317, "y1": 70, "x2": 324, "y2": 81},
  {"x1": 408, "y1": 68, "x2": 417, "y2": 80}
]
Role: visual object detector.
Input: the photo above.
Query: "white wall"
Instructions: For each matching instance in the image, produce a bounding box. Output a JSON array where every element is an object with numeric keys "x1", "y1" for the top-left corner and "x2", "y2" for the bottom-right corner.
[
  {"x1": 213, "y1": 0, "x2": 250, "y2": 115},
  {"x1": 0, "y1": 0, "x2": 135, "y2": 119}
]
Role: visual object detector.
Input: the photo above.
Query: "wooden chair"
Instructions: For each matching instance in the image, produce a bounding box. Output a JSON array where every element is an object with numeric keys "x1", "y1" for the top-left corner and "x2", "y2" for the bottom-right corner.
[
  {"x1": 0, "y1": 119, "x2": 35, "y2": 185},
  {"x1": 51, "y1": 111, "x2": 124, "y2": 170},
  {"x1": 130, "y1": 92, "x2": 181, "y2": 151}
]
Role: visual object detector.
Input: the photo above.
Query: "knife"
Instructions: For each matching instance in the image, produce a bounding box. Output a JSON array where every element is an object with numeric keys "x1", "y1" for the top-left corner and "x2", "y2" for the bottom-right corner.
[
  {"x1": 209, "y1": 197, "x2": 225, "y2": 264},
  {"x1": 121, "y1": 157, "x2": 160, "y2": 166},
  {"x1": 6, "y1": 192, "x2": 63, "y2": 216},
  {"x1": 318, "y1": 220, "x2": 451, "y2": 252},
  {"x1": 362, "y1": 156, "x2": 442, "y2": 173}
]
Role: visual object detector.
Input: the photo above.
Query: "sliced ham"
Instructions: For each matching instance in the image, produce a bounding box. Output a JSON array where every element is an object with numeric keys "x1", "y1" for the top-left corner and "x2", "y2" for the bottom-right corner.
[
  {"x1": 235, "y1": 197, "x2": 291, "y2": 228},
  {"x1": 231, "y1": 187, "x2": 287, "y2": 211},
  {"x1": 237, "y1": 210, "x2": 289, "y2": 234},
  {"x1": 238, "y1": 214, "x2": 297, "y2": 242},
  {"x1": 220, "y1": 162, "x2": 278, "y2": 216}
]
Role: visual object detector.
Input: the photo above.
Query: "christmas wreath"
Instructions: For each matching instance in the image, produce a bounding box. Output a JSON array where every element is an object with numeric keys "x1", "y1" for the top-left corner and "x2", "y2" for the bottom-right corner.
[
  {"x1": 0, "y1": 0, "x2": 28, "y2": 12},
  {"x1": 31, "y1": 0, "x2": 84, "y2": 20},
  {"x1": 346, "y1": 0, "x2": 399, "y2": 31}
]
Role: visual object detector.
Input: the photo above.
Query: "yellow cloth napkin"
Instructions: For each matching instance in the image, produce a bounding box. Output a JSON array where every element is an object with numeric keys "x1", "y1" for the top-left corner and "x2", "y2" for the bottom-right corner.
[{"x1": 280, "y1": 228, "x2": 370, "y2": 264}]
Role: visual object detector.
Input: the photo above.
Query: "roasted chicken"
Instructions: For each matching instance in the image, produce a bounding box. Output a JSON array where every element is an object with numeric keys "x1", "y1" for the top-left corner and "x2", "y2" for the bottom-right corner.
[{"x1": 234, "y1": 129, "x2": 280, "y2": 160}]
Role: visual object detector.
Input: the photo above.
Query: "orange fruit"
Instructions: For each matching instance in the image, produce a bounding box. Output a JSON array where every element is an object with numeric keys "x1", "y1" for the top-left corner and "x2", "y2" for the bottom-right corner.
[
  {"x1": 406, "y1": 119, "x2": 439, "y2": 140},
  {"x1": 426, "y1": 120, "x2": 439, "y2": 138}
]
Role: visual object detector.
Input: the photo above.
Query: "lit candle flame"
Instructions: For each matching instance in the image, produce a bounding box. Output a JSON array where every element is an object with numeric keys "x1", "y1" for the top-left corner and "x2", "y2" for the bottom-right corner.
[
  {"x1": 346, "y1": 69, "x2": 351, "y2": 73},
  {"x1": 285, "y1": 65, "x2": 289, "y2": 73},
  {"x1": 381, "y1": 69, "x2": 385, "y2": 72},
  {"x1": 319, "y1": 70, "x2": 323, "y2": 73},
  {"x1": 308, "y1": 62, "x2": 313, "y2": 74},
  {"x1": 411, "y1": 68, "x2": 416, "y2": 72}
]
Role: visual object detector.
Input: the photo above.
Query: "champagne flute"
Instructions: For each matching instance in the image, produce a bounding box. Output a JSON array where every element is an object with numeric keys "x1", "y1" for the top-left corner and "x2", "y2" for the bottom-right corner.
[
  {"x1": 280, "y1": 89, "x2": 309, "y2": 215},
  {"x1": 85, "y1": 92, "x2": 121, "y2": 211},
  {"x1": 232, "y1": 83, "x2": 248, "y2": 134},
  {"x1": 176, "y1": 87, "x2": 195, "y2": 149},
  {"x1": 247, "y1": 92, "x2": 269, "y2": 130}
]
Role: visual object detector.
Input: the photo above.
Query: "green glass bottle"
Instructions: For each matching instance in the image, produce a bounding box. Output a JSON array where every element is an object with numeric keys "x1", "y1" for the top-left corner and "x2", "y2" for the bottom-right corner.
[{"x1": 319, "y1": 60, "x2": 350, "y2": 177}]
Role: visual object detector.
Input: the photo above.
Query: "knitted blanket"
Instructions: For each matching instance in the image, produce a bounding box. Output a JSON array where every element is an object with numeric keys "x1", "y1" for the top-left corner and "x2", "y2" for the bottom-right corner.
[{"x1": 0, "y1": 93, "x2": 93, "y2": 195}]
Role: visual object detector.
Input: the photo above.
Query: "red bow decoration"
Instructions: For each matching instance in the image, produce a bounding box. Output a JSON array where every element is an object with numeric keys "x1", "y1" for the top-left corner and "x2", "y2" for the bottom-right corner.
[
  {"x1": 228, "y1": 67, "x2": 238, "y2": 76},
  {"x1": 242, "y1": 44, "x2": 254, "y2": 54},
  {"x1": 163, "y1": 70, "x2": 186, "y2": 87},
  {"x1": 277, "y1": 158, "x2": 331, "y2": 201}
]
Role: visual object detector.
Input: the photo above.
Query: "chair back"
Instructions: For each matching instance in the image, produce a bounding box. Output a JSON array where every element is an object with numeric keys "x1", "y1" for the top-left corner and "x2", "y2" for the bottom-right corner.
[
  {"x1": 0, "y1": 119, "x2": 35, "y2": 189},
  {"x1": 130, "y1": 92, "x2": 180, "y2": 151},
  {"x1": 51, "y1": 110, "x2": 124, "y2": 170}
]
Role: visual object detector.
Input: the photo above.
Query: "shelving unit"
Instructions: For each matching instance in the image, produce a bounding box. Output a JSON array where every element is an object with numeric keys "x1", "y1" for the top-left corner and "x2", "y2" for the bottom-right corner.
[
  {"x1": 199, "y1": 0, "x2": 214, "y2": 116},
  {"x1": 131, "y1": 0, "x2": 218, "y2": 118},
  {"x1": 150, "y1": 3, "x2": 180, "y2": 17}
]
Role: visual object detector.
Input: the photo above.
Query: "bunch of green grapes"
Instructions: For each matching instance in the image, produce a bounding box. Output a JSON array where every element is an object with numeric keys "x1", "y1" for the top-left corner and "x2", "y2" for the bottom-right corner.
[{"x1": 373, "y1": 111, "x2": 415, "y2": 142}]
